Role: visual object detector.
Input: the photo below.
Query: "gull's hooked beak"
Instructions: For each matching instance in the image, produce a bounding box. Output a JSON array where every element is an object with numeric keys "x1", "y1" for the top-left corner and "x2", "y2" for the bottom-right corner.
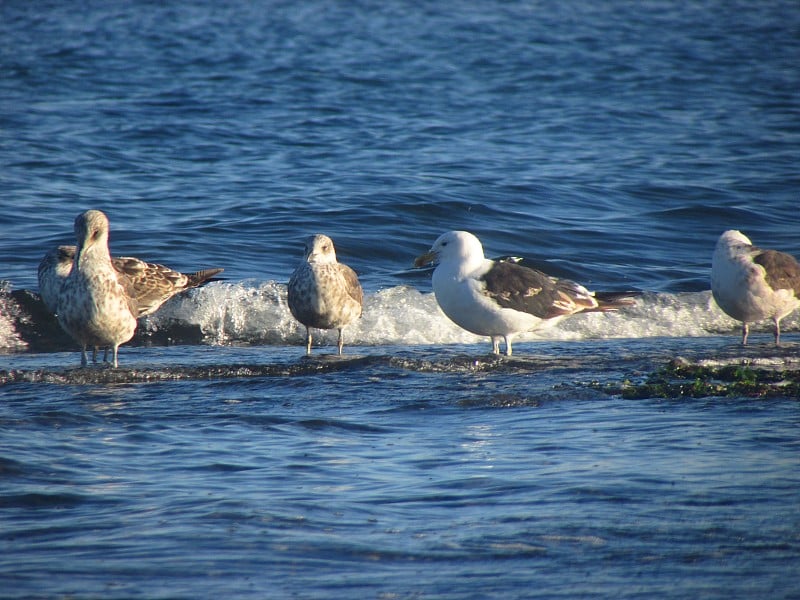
[{"x1": 414, "y1": 249, "x2": 438, "y2": 268}]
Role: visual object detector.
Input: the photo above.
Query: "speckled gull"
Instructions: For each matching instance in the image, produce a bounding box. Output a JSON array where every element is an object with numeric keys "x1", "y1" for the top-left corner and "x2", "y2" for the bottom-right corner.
[
  {"x1": 39, "y1": 245, "x2": 223, "y2": 318},
  {"x1": 711, "y1": 229, "x2": 800, "y2": 345},
  {"x1": 287, "y1": 234, "x2": 363, "y2": 355},
  {"x1": 55, "y1": 210, "x2": 139, "y2": 368},
  {"x1": 415, "y1": 230, "x2": 636, "y2": 356}
]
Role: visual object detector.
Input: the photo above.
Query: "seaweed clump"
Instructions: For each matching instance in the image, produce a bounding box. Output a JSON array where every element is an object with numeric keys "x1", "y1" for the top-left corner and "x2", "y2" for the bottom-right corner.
[{"x1": 597, "y1": 358, "x2": 800, "y2": 399}]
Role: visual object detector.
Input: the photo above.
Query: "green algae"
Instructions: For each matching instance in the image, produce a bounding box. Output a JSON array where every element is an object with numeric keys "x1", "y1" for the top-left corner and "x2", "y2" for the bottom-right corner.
[{"x1": 594, "y1": 358, "x2": 800, "y2": 399}]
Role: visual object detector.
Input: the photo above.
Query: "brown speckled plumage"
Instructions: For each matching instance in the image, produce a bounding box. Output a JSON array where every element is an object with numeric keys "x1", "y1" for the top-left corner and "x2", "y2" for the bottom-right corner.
[
  {"x1": 287, "y1": 234, "x2": 363, "y2": 355},
  {"x1": 55, "y1": 210, "x2": 139, "y2": 367},
  {"x1": 39, "y1": 245, "x2": 223, "y2": 317}
]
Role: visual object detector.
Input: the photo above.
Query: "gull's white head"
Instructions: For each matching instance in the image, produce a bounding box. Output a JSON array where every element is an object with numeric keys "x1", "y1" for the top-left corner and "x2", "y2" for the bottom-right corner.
[
  {"x1": 414, "y1": 230, "x2": 486, "y2": 269},
  {"x1": 303, "y1": 234, "x2": 338, "y2": 265},
  {"x1": 716, "y1": 229, "x2": 753, "y2": 257}
]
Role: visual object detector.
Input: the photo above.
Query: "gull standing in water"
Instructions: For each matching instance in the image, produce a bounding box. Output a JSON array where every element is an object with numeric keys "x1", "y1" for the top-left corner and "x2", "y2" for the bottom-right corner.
[
  {"x1": 288, "y1": 234, "x2": 363, "y2": 355},
  {"x1": 415, "y1": 230, "x2": 636, "y2": 356},
  {"x1": 711, "y1": 229, "x2": 800, "y2": 345},
  {"x1": 55, "y1": 210, "x2": 138, "y2": 368}
]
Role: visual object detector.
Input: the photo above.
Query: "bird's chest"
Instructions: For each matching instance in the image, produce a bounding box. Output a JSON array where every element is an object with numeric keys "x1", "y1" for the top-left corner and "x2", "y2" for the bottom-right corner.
[
  {"x1": 59, "y1": 272, "x2": 135, "y2": 338},
  {"x1": 297, "y1": 266, "x2": 339, "y2": 301},
  {"x1": 433, "y1": 272, "x2": 505, "y2": 326}
]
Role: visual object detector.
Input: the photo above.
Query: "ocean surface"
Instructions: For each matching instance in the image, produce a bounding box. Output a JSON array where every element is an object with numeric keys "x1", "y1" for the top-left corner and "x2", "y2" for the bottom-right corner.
[{"x1": 1, "y1": 1, "x2": 799, "y2": 598}]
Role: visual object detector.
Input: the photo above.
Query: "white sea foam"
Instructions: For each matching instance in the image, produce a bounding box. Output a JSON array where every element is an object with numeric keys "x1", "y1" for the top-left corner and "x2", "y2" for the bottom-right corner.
[
  {"x1": 0, "y1": 282, "x2": 29, "y2": 352},
  {"x1": 0, "y1": 311, "x2": 27, "y2": 351},
  {"x1": 2, "y1": 280, "x2": 797, "y2": 353},
  {"x1": 143, "y1": 281, "x2": 800, "y2": 348}
]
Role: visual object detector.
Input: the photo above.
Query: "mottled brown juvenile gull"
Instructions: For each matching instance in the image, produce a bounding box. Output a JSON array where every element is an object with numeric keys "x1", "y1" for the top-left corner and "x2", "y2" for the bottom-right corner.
[
  {"x1": 415, "y1": 230, "x2": 636, "y2": 356},
  {"x1": 711, "y1": 229, "x2": 800, "y2": 345},
  {"x1": 55, "y1": 210, "x2": 138, "y2": 368},
  {"x1": 287, "y1": 234, "x2": 363, "y2": 355},
  {"x1": 39, "y1": 245, "x2": 223, "y2": 317}
]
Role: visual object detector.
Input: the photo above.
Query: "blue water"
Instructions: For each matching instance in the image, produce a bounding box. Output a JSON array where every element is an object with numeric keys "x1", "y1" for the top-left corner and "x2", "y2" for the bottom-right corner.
[{"x1": 1, "y1": 1, "x2": 799, "y2": 598}]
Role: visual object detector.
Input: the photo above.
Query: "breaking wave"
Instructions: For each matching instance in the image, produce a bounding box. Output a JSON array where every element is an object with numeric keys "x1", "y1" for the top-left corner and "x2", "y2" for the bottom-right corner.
[{"x1": 3, "y1": 279, "x2": 797, "y2": 355}]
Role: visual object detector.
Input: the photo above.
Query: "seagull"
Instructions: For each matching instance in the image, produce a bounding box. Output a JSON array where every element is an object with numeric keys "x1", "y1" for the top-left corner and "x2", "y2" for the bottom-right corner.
[
  {"x1": 711, "y1": 229, "x2": 800, "y2": 345},
  {"x1": 39, "y1": 245, "x2": 223, "y2": 318},
  {"x1": 414, "y1": 230, "x2": 636, "y2": 356},
  {"x1": 55, "y1": 210, "x2": 138, "y2": 368},
  {"x1": 287, "y1": 234, "x2": 363, "y2": 355}
]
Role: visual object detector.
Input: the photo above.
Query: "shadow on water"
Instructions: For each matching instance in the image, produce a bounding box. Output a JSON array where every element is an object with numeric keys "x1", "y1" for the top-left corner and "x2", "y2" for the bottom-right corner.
[
  {"x1": 3, "y1": 342, "x2": 800, "y2": 400},
  {"x1": 0, "y1": 353, "x2": 579, "y2": 385}
]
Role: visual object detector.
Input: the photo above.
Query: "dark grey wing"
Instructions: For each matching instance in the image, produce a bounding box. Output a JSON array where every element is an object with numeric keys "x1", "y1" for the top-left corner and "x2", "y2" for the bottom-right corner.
[
  {"x1": 481, "y1": 261, "x2": 591, "y2": 319},
  {"x1": 753, "y1": 249, "x2": 800, "y2": 296}
]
